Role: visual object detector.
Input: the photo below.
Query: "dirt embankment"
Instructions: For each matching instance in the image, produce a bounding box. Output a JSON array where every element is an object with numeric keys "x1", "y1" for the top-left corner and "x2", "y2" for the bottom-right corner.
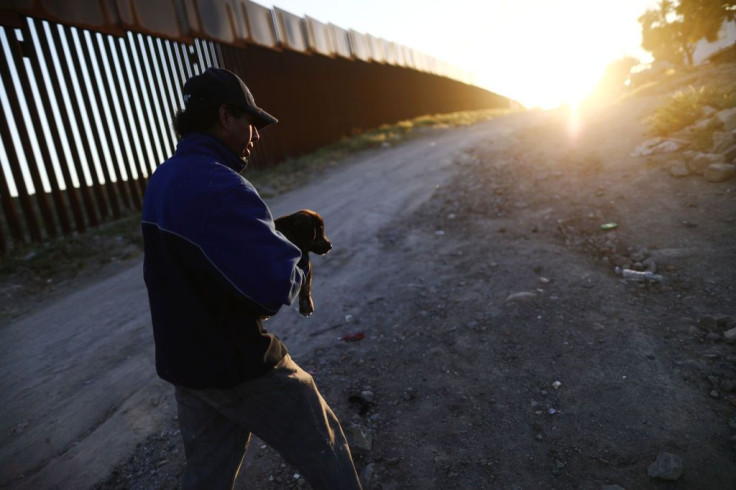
[{"x1": 3, "y1": 63, "x2": 736, "y2": 490}]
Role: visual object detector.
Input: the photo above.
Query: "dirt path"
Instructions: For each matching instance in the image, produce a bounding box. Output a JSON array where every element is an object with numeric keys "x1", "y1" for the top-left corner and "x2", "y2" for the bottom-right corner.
[
  {"x1": 3, "y1": 73, "x2": 736, "y2": 489},
  {"x1": 0, "y1": 113, "x2": 538, "y2": 489}
]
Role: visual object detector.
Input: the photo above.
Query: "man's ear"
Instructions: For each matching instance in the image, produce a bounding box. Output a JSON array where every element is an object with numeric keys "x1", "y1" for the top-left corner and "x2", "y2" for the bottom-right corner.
[{"x1": 217, "y1": 104, "x2": 231, "y2": 128}]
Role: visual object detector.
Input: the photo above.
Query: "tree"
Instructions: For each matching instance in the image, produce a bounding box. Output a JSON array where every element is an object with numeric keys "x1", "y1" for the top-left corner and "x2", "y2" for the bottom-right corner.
[
  {"x1": 677, "y1": 0, "x2": 735, "y2": 42},
  {"x1": 639, "y1": 0, "x2": 735, "y2": 66},
  {"x1": 639, "y1": 1, "x2": 692, "y2": 65}
]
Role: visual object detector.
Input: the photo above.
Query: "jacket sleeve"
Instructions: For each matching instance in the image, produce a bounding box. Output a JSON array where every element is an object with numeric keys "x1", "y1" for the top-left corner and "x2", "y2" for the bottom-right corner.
[{"x1": 198, "y1": 176, "x2": 305, "y2": 316}]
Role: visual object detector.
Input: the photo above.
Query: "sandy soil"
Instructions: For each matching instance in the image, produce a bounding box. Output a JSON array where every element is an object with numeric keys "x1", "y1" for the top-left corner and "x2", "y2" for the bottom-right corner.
[{"x1": 2, "y1": 65, "x2": 735, "y2": 490}]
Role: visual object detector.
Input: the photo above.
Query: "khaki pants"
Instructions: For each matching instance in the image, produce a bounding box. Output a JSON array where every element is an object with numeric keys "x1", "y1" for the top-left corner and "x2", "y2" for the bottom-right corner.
[{"x1": 174, "y1": 354, "x2": 362, "y2": 489}]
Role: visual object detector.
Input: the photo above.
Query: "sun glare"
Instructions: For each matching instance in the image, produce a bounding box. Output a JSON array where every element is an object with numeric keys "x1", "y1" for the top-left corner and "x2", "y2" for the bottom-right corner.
[{"x1": 469, "y1": 0, "x2": 649, "y2": 110}]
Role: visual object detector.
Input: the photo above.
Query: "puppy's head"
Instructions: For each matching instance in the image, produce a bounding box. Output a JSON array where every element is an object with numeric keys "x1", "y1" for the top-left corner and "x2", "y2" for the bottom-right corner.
[{"x1": 275, "y1": 209, "x2": 332, "y2": 255}]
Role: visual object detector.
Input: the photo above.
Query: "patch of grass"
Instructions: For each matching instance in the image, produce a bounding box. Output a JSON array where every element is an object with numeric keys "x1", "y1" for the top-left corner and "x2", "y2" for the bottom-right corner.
[
  {"x1": 647, "y1": 84, "x2": 736, "y2": 136},
  {"x1": 0, "y1": 213, "x2": 142, "y2": 300},
  {"x1": 247, "y1": 108, "x2": 516, "y2": 197}
]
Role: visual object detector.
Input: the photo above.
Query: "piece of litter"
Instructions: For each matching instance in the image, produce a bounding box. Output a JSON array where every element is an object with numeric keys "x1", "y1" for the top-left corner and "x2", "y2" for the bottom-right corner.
[
  {"x1": 339, "y1": 332, "x2": 365, "y2": 342},
  {"x1": 601, "y1": 223, "x2": 618, "y2": 230}
]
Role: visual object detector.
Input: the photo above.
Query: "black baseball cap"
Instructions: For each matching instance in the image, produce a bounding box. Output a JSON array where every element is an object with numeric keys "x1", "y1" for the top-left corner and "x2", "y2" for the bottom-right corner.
[{"x1": 182, "y1": 67, "x2": 278, "y2": 130}]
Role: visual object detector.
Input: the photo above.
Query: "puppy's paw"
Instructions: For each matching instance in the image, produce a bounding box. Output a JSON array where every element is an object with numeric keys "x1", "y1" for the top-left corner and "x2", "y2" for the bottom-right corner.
[{"x1": 299, "y1": 298, "x2": 315, "y2": 317}]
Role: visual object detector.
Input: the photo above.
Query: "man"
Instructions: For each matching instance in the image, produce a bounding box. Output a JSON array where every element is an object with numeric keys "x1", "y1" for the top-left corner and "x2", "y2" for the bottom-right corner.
[{"x1": 141, "y1": 67, "x2": 362, "y2": 489}]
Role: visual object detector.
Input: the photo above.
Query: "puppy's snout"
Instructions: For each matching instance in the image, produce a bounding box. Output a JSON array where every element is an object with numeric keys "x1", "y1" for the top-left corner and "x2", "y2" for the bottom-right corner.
[{"x1": 315, "y1": 239, "x2": 332, "y2": 255}]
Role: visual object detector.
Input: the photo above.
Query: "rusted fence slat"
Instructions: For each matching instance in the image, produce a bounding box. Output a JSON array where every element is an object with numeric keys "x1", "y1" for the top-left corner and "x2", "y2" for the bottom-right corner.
[
  {"x1": 21, "y1": 18, "x2": 84, "y2": 233},
  {"x1": 0, "y1": 28, "x2": 51, "y2": 242},
  {"x1": 2, "y1": 27, "x2": 58, "y2": 239},
  {"x1": 49, "y1": 23, "x2": 110, "y2": 221},
  {"x1": 88, "y1": 30, "x2": 140, "y2": 210},
  {"x1": 145, "y1": 35, "x2": 176, "y2": 155},
  {"x1": 0, "y1": 90, "x2": 39, "y2": 244},
  {"x1": 115, "y1": 36, "x2": 160, "y2": 178},
  {"x1": 105, "y1": 35, "x2": 148, "y2": 201},
  {"x1": 11, "y1": 24, "x2": 71, "y2": 236},
  {"x1": 127, "y1": 32, "x2": 167, "y2": 163},
  {"x1": 77, "y1": 28, "x2": 128, "y2": 216},
  {"x1": 0, "y1": 152, "x2": 24, "y2": 245},
  {"x1": 37, "y1": 20, "x2": 97, "y2": 230}
]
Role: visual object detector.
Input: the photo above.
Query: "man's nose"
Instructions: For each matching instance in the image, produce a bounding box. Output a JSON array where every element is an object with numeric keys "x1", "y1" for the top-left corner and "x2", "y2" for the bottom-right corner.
[{"x1": 251, "y1": 126, "x2": 260, "y2": 142}]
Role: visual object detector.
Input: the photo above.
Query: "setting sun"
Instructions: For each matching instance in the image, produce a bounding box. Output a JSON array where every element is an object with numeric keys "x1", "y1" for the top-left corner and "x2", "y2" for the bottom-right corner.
[{"x1": 266, "y1": 0, "x2": 657, "y2": 109}]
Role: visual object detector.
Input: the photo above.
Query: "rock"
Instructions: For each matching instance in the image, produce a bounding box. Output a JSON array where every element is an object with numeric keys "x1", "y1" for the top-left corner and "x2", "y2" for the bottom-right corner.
[
  {"x1": 687, "y1": 152, "x2": 720, "y2": 174},
  {"x1": 699, "y1": 316, "x2": 717, "y2": 329},
  {"x1": 344, "y1": 424, "x2": 373, "y2": 454},
  {"x1": 668, "y1": 160, "x2": 690, "y2": 177},
  {"x1": 360, "y1": 463, "x2": 375, "y2": 487},
  {"x1": 602, "y1": 485, "x2": 627, "y2": 490},
  {"x1": 712, "y1": 130, "x2": 736, "y2": 154},
  {"x1": 715, "y1": 314, "x2": 733, "y2": 327},
  {"x1": 723, "y1": 144, "x2": 736, "y2": 163},
  {"x1": 647, "y1": 452, "x2": 684, "y2": 481},
  {"x1": 360, "y1": 390, "x2": 375, "y2": 403},
  {"x1": 705, "y1": 163, "x2": 736, "y2": 182},
  {"x1": 716, "y1": 107, "x2": 736, "y2": 132},
  {"x1": 631, "y1": 138, "x2": 681, "y2": 157},
  {"x1": 723, "y1": 327, "x2": 736, "y2": 344},
  {"x1": 505, "y1": 292, "x2": 537, "y2": 302}
]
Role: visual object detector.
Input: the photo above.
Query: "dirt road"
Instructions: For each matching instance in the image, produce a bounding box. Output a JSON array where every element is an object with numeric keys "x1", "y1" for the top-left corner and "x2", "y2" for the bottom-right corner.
[
  {"x1": 0, "y1": 113, "x2": 538, "y2": 489},
  {"x1": 3, "y1": 67, "x2": 736, "y2": 489}
]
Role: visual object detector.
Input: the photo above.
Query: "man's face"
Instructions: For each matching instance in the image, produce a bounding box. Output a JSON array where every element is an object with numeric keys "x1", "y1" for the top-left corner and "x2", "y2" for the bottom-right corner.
[{"x1": 219, "y1": 106, "x2": 260, "y2": 161}]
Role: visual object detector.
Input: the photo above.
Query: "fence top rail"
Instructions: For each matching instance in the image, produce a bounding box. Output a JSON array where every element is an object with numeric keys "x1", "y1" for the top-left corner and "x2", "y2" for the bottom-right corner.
[{"x1": 0, "y1": 0, "x2": 471, "y2": 86}]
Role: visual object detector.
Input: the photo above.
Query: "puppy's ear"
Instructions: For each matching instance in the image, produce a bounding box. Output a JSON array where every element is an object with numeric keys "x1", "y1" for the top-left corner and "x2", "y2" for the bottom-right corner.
[{"x1": 294, "y1": 212, "x2": 316, "y2": 242}]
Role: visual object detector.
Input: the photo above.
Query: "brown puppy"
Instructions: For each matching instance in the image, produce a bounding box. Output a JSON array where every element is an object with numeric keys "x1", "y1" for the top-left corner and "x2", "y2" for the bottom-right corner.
[{"x1": 274, "y1": 209, "x2": 332, "y2": 316}]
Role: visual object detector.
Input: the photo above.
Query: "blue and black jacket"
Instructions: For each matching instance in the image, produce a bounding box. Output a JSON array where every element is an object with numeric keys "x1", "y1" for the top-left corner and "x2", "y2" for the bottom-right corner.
[{"x1": 142, "y1": 133, "x2": 305, "y2": 389}]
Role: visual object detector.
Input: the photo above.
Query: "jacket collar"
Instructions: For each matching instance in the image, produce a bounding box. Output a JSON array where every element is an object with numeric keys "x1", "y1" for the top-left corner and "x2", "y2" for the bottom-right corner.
[{"x1": 175, "y1": 133, "x2": 247, "y2": 173}]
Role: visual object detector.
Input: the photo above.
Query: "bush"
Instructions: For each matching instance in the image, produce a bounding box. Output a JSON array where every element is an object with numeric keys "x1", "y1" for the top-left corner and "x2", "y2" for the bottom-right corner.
[{"x1": 647, "y1": 85, "x2": 736, "y2": 136}]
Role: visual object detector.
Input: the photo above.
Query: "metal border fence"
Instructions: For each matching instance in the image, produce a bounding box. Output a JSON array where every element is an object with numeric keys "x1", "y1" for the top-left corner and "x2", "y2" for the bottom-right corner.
[
  {"x1": 0, "y1": 17, "x2": 220, "y2": 253},
  {"x1": 0, "y1": 2, "x2": 510, "y2": 256}
]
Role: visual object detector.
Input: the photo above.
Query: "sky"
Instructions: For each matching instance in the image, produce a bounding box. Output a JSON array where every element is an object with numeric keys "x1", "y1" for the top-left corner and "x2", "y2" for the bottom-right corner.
[{"x1": 262, "y1": 0, "x2": 659, "y2": 109}]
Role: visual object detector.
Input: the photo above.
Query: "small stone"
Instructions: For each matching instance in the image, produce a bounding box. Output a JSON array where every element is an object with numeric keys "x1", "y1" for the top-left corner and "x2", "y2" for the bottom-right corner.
[
  {"x1": 723, "y1": 327, "x2": 736, "y2": 344},
  {"x1": 687, "y1": 152, "x2": 720, "y2": 174},
  {"x1": 728, "y1": 418, "x2": 736, "y2": 430},
  {"x1": 710, "y1": 389, "x2": 720, "y2": 398},
  {"x1": 706, "y1": 332, "x2": 721, "y2": 342},
  {"x1": 699, "y1": 316, "x2": 717, "y2": 329},
  {"x1": 715, "y1": 107, "x2": 736, "y2": 132},
  {"x1": 552, "y1": 381, "x2": 562, "y2": 389},
  {"x1": 344, "y1": 424, "x2": 373, "y2": 454},
  {"x1": 360, "y1": 463, "x2": 375, "y2": 487},
  {"x1": 647, "y1": 452, "x2": 684, "y2": 481},
  {"x1": 715, "y1": 315, "x2": 733, "y2": 327},
  {"x1": 360, "y1": 390, "x2": 375, "y2": 403},
  {"x1": 668, "y1": 159, "x2": 690, "y2": 177},
  {"x1": 592, "y1": 323, "x2": 606, "y2": 331},
  {"x1": 704, "y1": 163, "x2": 736, "y2": 182},
  {"x1": 601, "y1": 485, "x2": 627, "y2": 490},
  {"x1": 506, "y1": 292, "x2": 537, "y2": 302}
]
